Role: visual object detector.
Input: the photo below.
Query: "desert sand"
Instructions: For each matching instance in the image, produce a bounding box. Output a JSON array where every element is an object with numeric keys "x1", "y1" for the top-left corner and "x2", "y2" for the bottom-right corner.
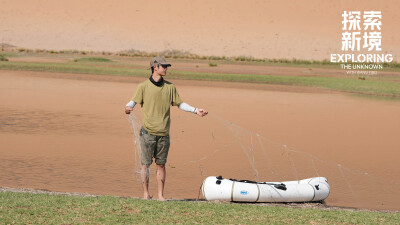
[{"x1": 1, "y1": 0, "x2": 399, "y2": 60}]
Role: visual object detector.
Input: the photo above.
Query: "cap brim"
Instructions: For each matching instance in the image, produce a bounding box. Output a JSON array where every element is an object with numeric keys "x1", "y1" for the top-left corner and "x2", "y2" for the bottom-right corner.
[{"x1": 160, "y1": 63, "x2": 171, "y2": 67}]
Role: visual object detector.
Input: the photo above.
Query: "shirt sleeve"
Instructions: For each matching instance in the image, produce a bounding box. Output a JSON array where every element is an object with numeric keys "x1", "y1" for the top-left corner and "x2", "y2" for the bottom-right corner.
[
  {"x1": 171, "y1": 85, "x2": 183, "y2": 106},
  {"x1": 131, "y1": 83, "x2": 144, "y2": 105}
]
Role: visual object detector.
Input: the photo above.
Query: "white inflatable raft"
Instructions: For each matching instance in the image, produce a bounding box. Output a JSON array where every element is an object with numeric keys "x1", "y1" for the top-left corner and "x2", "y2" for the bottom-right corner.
[{"x1": 202, "y1": 176, "x2": 330, "y2": 202}]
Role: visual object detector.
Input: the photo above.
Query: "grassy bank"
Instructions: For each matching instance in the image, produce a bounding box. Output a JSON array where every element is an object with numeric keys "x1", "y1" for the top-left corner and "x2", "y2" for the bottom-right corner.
[
  {"x1": 1, "y1": 61, "x2": 400, "y2": 97},
  {"x1": 6, "y1": 47, "x2": 400, "y2": 69},
  {"x1": 0, "y1": 191, "x2": 399, "y2": 224}
]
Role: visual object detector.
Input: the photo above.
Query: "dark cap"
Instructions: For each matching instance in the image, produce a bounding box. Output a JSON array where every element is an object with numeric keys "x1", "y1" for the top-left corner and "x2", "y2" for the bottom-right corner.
[{"x1": 150, "y1": 56, "x2": 171, "y2": 68}]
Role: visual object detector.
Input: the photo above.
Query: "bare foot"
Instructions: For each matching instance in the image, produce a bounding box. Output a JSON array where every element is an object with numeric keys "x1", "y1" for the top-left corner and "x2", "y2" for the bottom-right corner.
[
  {"x1": 143, "y1": 194, "x2": 152, "y2": 200},
  {"x1": 158, "y1": 196, "x2": 166, "y2": 201}
]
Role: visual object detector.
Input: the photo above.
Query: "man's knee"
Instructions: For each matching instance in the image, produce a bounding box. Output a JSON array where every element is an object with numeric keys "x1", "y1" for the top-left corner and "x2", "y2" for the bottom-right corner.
[
  {"x1": 141, "y1": 164, "x2": 150, "y2": 169},
  {"x1": 156, "y1": 164, "x2": 165, "y2": 169}
]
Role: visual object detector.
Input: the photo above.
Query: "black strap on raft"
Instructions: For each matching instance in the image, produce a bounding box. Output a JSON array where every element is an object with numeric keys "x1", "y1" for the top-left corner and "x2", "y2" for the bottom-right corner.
[
  {"x1": 216, "y1": 176, "x2": 223, "y2": 185},
  {"x1": 271, "y1": 183, "x2": 287, "y2": 191},
  {"x1": 216, "y1": 176, "x2": 287, "y2": 191}
]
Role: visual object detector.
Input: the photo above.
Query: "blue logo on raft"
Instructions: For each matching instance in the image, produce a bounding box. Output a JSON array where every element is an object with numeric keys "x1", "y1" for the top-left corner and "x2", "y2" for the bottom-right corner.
[{"x1": 240, "y1": 190, "x2": 249, "y2": 195}]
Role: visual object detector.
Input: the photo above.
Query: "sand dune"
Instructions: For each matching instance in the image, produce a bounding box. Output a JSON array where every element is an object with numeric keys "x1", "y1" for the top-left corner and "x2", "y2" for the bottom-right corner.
[{"x1": 1, "y1": 0, "x2": 399, "y2": 60}]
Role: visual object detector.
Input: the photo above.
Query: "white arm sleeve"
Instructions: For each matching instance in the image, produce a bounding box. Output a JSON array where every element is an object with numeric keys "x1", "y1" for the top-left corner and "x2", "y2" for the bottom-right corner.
[
  {"x1": 126, "y1": 100, "x2": 136, "y2": 108},
  {"x1": 178, "y1": 102, "x2": 197, "y2": 114}
]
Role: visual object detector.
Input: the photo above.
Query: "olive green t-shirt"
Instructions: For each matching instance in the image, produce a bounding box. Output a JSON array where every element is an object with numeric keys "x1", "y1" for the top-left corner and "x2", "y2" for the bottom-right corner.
[{"x1": 132, "y1": 79, "x2": 183, "y2": 136}]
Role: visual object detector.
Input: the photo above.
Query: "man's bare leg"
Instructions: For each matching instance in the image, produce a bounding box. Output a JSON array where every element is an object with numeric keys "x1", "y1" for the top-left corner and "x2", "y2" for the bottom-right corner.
[
  {"x1": 156, "y1": 164, "x2": 166, "y2": 201},
  {"x1": 141, "y1": 165, "x2": 151, "y2": 199}
]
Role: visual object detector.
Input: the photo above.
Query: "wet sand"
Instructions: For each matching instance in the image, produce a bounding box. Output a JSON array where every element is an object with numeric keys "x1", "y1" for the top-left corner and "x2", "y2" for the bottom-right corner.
[{"x1": 1, "y1": 70, "x2": 399, "y2": 211}]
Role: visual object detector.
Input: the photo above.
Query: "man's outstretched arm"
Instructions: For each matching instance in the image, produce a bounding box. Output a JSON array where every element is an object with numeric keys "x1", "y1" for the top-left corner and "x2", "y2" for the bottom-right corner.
[
  {"x1": 125, "y1": 100, "x2": 136, "y2": 114},
  {"x1": 178, "y1": 102, "x2": 208, "y2": 117}
]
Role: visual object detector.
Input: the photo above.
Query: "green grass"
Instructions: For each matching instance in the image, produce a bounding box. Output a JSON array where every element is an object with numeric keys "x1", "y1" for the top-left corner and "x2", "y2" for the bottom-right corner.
[
  {"x1": 6, "y1": 50, "x2": 400, "y2": 72},
  {"x1": 74, "y1": 57, "x2": 112, "y2": 62},
  {"x1": 0, "y1": 61, "x2": 148, "y2": 77},
  {"x1": 0, "y1": 192, "x2": 398, "y2": 224},
  {"x1": 10, "y1": 47, "x2": 400, "y2": 69},
  {"x1": 171, "y1": 71, "x2": 400, "y2": 98},
  {"x1": 0, "y1": 54, "x2": 8, "y2": 61},
  {"x1": 0, "y1": 52, "x2": 20, "y2": 58},
  {"x1": 1, "y1": 61, "x2": 400, "y2": 98}
]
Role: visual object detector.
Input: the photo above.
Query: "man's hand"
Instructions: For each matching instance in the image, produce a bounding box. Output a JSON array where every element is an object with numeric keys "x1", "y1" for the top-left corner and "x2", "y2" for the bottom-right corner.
[
  {"x1": 125, "y1": 106, "x2": 133, "y2": 114},
  {"x1": 196, "y1": 109, "x2": 208, "y2": 117}
]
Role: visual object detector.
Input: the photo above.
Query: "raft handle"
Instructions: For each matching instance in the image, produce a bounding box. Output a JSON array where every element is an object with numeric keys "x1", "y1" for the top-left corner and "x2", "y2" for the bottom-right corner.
[{"x1": 273, "y1": 183, "x2": 287, "y2": 191}]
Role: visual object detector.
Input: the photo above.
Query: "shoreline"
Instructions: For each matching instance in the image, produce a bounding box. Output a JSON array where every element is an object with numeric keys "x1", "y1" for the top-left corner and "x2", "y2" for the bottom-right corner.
[{"x1": 1, "y1": 186, "x2": 398, "y2": 214}]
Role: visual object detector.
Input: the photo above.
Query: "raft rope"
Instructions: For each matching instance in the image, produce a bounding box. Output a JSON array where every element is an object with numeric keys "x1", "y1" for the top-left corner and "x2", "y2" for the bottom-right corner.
[{"x1": 216, "y1": 176, "x2": 287, "y2": 191}]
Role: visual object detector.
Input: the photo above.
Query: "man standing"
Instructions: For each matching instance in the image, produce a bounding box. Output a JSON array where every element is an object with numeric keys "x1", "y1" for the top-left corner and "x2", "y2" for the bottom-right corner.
[{"x1": 125, "y1": 56, "x2": 208, "y2": 201}]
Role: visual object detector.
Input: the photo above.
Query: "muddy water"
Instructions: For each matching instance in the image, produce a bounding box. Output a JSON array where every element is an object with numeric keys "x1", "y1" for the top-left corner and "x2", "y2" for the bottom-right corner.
[{"x1": 1, "y1": 71, "x2": 399, "y2": 211}]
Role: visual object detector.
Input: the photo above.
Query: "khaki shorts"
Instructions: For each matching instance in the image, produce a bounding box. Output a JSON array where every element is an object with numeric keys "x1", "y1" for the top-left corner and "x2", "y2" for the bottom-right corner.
[{"x1": 139, "y1": 126, "x2": 170, "y2": 166}]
